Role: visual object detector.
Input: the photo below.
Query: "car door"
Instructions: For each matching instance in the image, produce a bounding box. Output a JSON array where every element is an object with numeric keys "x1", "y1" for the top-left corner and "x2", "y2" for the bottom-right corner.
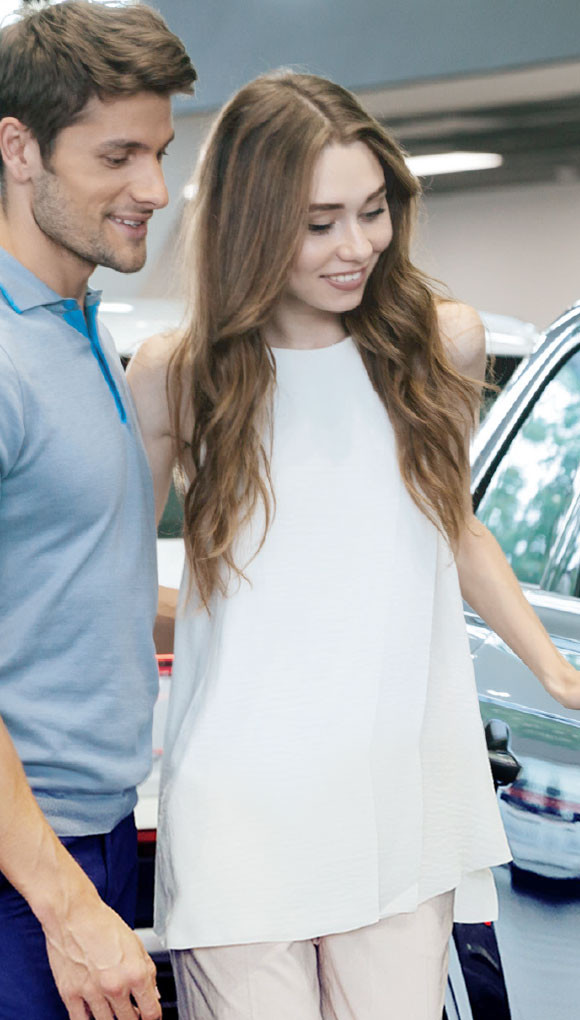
[{"x1": 468, "y1": 315, "x2": 580, "y2": 1020}]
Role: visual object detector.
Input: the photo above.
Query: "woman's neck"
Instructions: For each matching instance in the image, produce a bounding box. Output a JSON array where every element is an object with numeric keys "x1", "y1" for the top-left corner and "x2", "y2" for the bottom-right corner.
[{"x1": 263, "y1": 304, "x2": 348, "y2": 350}]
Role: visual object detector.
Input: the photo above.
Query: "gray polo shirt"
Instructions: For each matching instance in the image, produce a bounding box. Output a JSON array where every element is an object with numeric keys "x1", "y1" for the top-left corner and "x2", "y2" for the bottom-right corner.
[{"x1": 0, "y1": 248, "x2": 158, "y2": 836}]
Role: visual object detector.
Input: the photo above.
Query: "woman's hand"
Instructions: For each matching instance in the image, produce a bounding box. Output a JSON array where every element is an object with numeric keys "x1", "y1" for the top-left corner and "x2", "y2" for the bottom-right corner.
[{"x1": 540, "y1": 659, "x2": 580, "y2": 710}]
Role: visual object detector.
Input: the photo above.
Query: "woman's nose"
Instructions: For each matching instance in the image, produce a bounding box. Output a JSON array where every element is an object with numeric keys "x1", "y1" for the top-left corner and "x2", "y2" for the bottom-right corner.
[{"x1": 337, "y1": 221, "x2": 373, "y2": 261}]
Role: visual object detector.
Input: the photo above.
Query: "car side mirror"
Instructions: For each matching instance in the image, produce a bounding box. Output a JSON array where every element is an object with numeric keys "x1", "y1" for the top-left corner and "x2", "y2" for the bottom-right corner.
[{"x1": 485, "y1": 718, "x2": 522, "y2": 789}]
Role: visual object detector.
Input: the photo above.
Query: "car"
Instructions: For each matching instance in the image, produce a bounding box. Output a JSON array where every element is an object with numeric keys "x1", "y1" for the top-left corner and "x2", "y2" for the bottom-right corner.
[
  {"x1": 104, "y1": 298, "x2": 577, "y2": 1018},
  {"x1": 464, "y1": 298, "x2": 580, "y2": 1020},
  {"x1": 479, "y1": 310, "x2": 543, "y2": 394}
]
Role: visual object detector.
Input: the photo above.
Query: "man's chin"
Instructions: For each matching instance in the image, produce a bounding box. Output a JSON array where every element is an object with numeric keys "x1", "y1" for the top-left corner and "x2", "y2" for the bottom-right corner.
[{"x1": 100, "y1": 245, "x2": 147, "y2": 275}]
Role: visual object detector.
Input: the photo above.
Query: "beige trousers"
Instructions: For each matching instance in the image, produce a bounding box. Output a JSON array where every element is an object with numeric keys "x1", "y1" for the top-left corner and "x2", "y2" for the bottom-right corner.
[{"x1": 170, "y1": 890, "x2": 454, "y2": 1020}]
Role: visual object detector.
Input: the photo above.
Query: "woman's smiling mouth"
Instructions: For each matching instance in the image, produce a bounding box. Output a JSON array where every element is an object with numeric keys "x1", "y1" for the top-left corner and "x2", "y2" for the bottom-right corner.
[{"x1": 322, "y1": 268, "x2": 366, "y2": 290}]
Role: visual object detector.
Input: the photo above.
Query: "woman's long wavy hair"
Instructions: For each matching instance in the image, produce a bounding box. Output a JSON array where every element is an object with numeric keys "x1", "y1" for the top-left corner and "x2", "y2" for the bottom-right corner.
[{"x1": 169, "y1": 70, "x2": 480, "y2": 608}]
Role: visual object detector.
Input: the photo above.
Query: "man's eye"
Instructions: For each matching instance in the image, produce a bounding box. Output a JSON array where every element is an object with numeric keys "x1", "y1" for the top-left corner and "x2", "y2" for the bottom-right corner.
[
  {"x1": 105, "y1": 156, "x2": 128, "y2": 168},
  {"x1": 158, "y1": 148, "x2": 169, "y2": 162},
  {"x1": 308, "y1": 223, "x2": 332, "y2": 234}
]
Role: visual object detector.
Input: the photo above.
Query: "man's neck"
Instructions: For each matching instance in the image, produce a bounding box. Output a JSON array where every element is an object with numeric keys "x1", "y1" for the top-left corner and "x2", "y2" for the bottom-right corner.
[{"x1": 0, "y1": 208, "x2": 93, "y2": 305}]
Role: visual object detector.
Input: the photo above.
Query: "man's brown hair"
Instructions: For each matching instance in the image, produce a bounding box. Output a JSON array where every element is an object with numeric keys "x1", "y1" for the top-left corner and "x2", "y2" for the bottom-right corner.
[{"x1": 0, "y1": 1, "x2": 196, "y2": 175}]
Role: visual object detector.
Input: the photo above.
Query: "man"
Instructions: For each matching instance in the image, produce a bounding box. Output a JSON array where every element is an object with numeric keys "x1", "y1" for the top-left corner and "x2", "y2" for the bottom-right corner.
[{"x1": 0, "y1": 3, "x2": 196, "y2": 1017}]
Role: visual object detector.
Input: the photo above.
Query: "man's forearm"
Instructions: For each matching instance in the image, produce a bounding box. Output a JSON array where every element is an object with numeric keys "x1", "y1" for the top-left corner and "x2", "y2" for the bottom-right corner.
[
  {"x1": 0, "y1": 715, "x2": 99, "y2": 924},
  {"x1": 0, "y1": 715, "x2": 161, "y2": 1019}
]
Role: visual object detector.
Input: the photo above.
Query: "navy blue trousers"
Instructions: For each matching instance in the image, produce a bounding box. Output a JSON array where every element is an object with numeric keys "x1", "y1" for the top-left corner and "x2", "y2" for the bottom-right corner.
[{"x1": 0, "y1": 813, "x2": 138, "y2": 1020}]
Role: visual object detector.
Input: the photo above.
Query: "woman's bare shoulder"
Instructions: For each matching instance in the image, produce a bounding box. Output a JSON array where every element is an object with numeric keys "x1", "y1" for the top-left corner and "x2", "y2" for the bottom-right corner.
[
  {"x1": 436, "y1": 299, "x2": 486, "y2": 382},
  {"x1": 126, "y1": 331, "x2": 184, "y2": 436},
  {"x1": 129, "y1": 329, "x2": 182, "y2": 373}
]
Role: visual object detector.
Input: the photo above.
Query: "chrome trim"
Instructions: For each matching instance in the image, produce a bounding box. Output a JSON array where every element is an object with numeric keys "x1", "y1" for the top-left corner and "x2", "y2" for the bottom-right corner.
[
  {"x1": 524, "y1": 587, "x2": 580, "y2": 617},
  {"x1": 446, "y1": 936, "x2": 473, "y2": 1020},
  {"x1": 479, "y1": 694, "x2": 580, "y2": 729}
]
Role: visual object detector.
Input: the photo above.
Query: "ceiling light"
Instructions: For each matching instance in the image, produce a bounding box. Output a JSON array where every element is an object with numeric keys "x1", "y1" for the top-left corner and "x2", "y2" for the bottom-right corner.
[
  {"x1": 405, "y1": 151, "x2": 503, "y2": 177},
  {"x1": 182, "y1": 152, "x2": 503, "y2": 200}
]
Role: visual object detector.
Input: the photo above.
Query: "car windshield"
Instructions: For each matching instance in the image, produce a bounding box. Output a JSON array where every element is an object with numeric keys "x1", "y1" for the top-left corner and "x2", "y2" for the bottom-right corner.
[{"x1": 477, "y1": 347, "x2": 580, "y2": 587}]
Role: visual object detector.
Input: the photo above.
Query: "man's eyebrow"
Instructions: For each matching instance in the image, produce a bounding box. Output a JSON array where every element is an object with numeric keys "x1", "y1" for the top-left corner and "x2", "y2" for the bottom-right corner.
[
  {"x1": 309, "y1": 183, "x2": 387, "y2": 211},
  {"x1": 97, "y1": 133, "x2": 175, "y2": 153},
  {"x1": 309, "y1": 184, "x2": 386, "y2": 212}
]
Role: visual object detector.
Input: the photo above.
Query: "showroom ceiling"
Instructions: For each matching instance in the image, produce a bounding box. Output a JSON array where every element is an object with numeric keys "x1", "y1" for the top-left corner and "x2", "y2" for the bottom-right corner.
[{"x1": 389, "y1": 93, "x2": 580, "y2": 193}]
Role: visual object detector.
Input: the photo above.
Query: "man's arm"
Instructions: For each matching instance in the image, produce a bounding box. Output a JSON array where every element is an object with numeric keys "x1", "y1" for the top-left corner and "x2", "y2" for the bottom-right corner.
[
  {"x1": 0, "y1": 346, "x2": 161, "y2": 1019},
  {"x1": 440, "y1": 301, "x2": 580, "y2": 710},
  {"x1": 0, "y1": 716, "x2": 161, "y2": 1020}
]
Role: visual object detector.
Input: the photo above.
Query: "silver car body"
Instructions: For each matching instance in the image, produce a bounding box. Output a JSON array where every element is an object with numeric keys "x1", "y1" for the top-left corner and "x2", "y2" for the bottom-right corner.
[{"x1": 469, "y1": 300, "x2": 580, "y2": 1020}]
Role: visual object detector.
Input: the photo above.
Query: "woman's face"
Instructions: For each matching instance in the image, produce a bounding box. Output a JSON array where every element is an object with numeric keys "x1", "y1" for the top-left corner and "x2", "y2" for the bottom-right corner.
[{"x1": 282, "y1": 141, "x2": 393, "y2": 320}]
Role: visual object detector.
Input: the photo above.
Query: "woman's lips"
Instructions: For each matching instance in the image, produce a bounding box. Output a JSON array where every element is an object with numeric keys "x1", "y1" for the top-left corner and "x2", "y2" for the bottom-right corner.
[{"x1": 322, "y1": 268, "x2": 366, "y2": 291}]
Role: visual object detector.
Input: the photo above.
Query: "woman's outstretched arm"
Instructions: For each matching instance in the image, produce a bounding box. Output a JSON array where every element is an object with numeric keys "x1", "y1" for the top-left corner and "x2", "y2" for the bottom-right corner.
[{"x1": 440, "y1": 300, "x2": 580, "y2": 710}]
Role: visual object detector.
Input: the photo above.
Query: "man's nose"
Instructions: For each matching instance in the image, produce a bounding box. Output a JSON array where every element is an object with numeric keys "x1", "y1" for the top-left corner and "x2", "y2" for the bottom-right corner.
[{"x1": 131, "y1": 159, "x2": 169, "y2": 210}]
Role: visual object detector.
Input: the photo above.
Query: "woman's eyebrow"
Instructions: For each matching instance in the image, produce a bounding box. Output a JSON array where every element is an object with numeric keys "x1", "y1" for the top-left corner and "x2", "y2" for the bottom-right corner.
[{"x1": 309, "y1": 184, "x2": 386, "y2": 212}]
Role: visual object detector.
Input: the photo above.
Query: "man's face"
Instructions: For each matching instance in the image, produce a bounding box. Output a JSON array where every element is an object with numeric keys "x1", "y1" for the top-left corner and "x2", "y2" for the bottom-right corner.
[{"x1": 30, "y1": 92, "x2": 174, "y2": 274}]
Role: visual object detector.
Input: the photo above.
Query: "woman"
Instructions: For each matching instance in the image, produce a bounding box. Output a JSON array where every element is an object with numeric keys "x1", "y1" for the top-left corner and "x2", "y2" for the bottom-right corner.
[{"x1": 128, "y1": 71, "x2": 580, "y2": 1020}]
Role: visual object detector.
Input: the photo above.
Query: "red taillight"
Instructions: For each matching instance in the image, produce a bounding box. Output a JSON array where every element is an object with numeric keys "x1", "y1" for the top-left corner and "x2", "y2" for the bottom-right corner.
[
  {"x1": 156, "y1": 654, "x2": 174, "y2": 677},
  {"x1": 138, "y1": 828, "x2": 157, "y2": 845},
  {"x1": 505, "y1": 786, "x2": 580, "y2": 816}
]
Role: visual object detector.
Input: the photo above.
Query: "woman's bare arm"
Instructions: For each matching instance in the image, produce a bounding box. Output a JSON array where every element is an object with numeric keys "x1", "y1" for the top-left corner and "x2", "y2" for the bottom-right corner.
[
  {"x1": 127, "y1": 333, "x2": 177, "y2": 526},
  {"x1": 128, "y1": 334, "x2": 183, "y2": 650},
  {"x1": 439, "y1": 301, "x2": 580, "y2": 710}
]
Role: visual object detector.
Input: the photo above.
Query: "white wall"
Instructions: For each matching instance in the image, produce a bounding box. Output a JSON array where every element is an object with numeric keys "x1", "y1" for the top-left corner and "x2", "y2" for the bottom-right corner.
[{"x1": 416, "y1": 179, "x2": 580, "y2": 330}]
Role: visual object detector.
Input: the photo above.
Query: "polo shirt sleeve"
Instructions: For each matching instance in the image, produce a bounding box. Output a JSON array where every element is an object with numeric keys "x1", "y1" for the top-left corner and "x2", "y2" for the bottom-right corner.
[{"x1": 0, "y1": 344, "x2": 25, "y2": 493}]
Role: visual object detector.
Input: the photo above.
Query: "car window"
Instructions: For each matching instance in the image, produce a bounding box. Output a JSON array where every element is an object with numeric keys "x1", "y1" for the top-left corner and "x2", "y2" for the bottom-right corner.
[
  {"x1": 545, "y1": 504, "x2": 580, "y2": 598},
  {"x1": 476, "y1": 347, "x2": 580, "y2": 588}
]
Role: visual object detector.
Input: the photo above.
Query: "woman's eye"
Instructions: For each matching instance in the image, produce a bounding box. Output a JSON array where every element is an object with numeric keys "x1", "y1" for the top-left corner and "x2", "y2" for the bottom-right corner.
[
  {"x1": 308, "y1": 223, "x2": 332, "y2": 234},
  {"x1": 363, "y1": 206, "x2": 386, "y2": 221}
]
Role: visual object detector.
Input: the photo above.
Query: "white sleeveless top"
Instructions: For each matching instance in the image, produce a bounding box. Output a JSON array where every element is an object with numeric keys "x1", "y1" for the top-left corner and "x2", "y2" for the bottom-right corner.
[{"x1": 155, "y1": 337, "x2": 511, "y2": 949}]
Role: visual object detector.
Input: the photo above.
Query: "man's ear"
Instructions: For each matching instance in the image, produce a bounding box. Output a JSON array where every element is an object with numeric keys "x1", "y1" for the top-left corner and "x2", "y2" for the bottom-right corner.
[{"x1": 0, "y1": 117, "x2": 42, "y2": 184}]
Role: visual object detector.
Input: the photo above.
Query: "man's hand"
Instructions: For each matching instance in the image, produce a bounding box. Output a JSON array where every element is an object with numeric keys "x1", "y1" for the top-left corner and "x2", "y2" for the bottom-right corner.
[
  {"x1": 0, "y1": 720, "x2": 161, "y2": 1019},
  {"x1": 43, "y1": 893, "x2": 161, "y2": 1020}
]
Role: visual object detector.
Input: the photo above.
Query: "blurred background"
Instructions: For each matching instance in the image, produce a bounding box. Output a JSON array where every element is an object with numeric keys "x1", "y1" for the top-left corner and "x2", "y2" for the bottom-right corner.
[{"x1": 4, "y1": 0, "x2": 580, "y2": 329}]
